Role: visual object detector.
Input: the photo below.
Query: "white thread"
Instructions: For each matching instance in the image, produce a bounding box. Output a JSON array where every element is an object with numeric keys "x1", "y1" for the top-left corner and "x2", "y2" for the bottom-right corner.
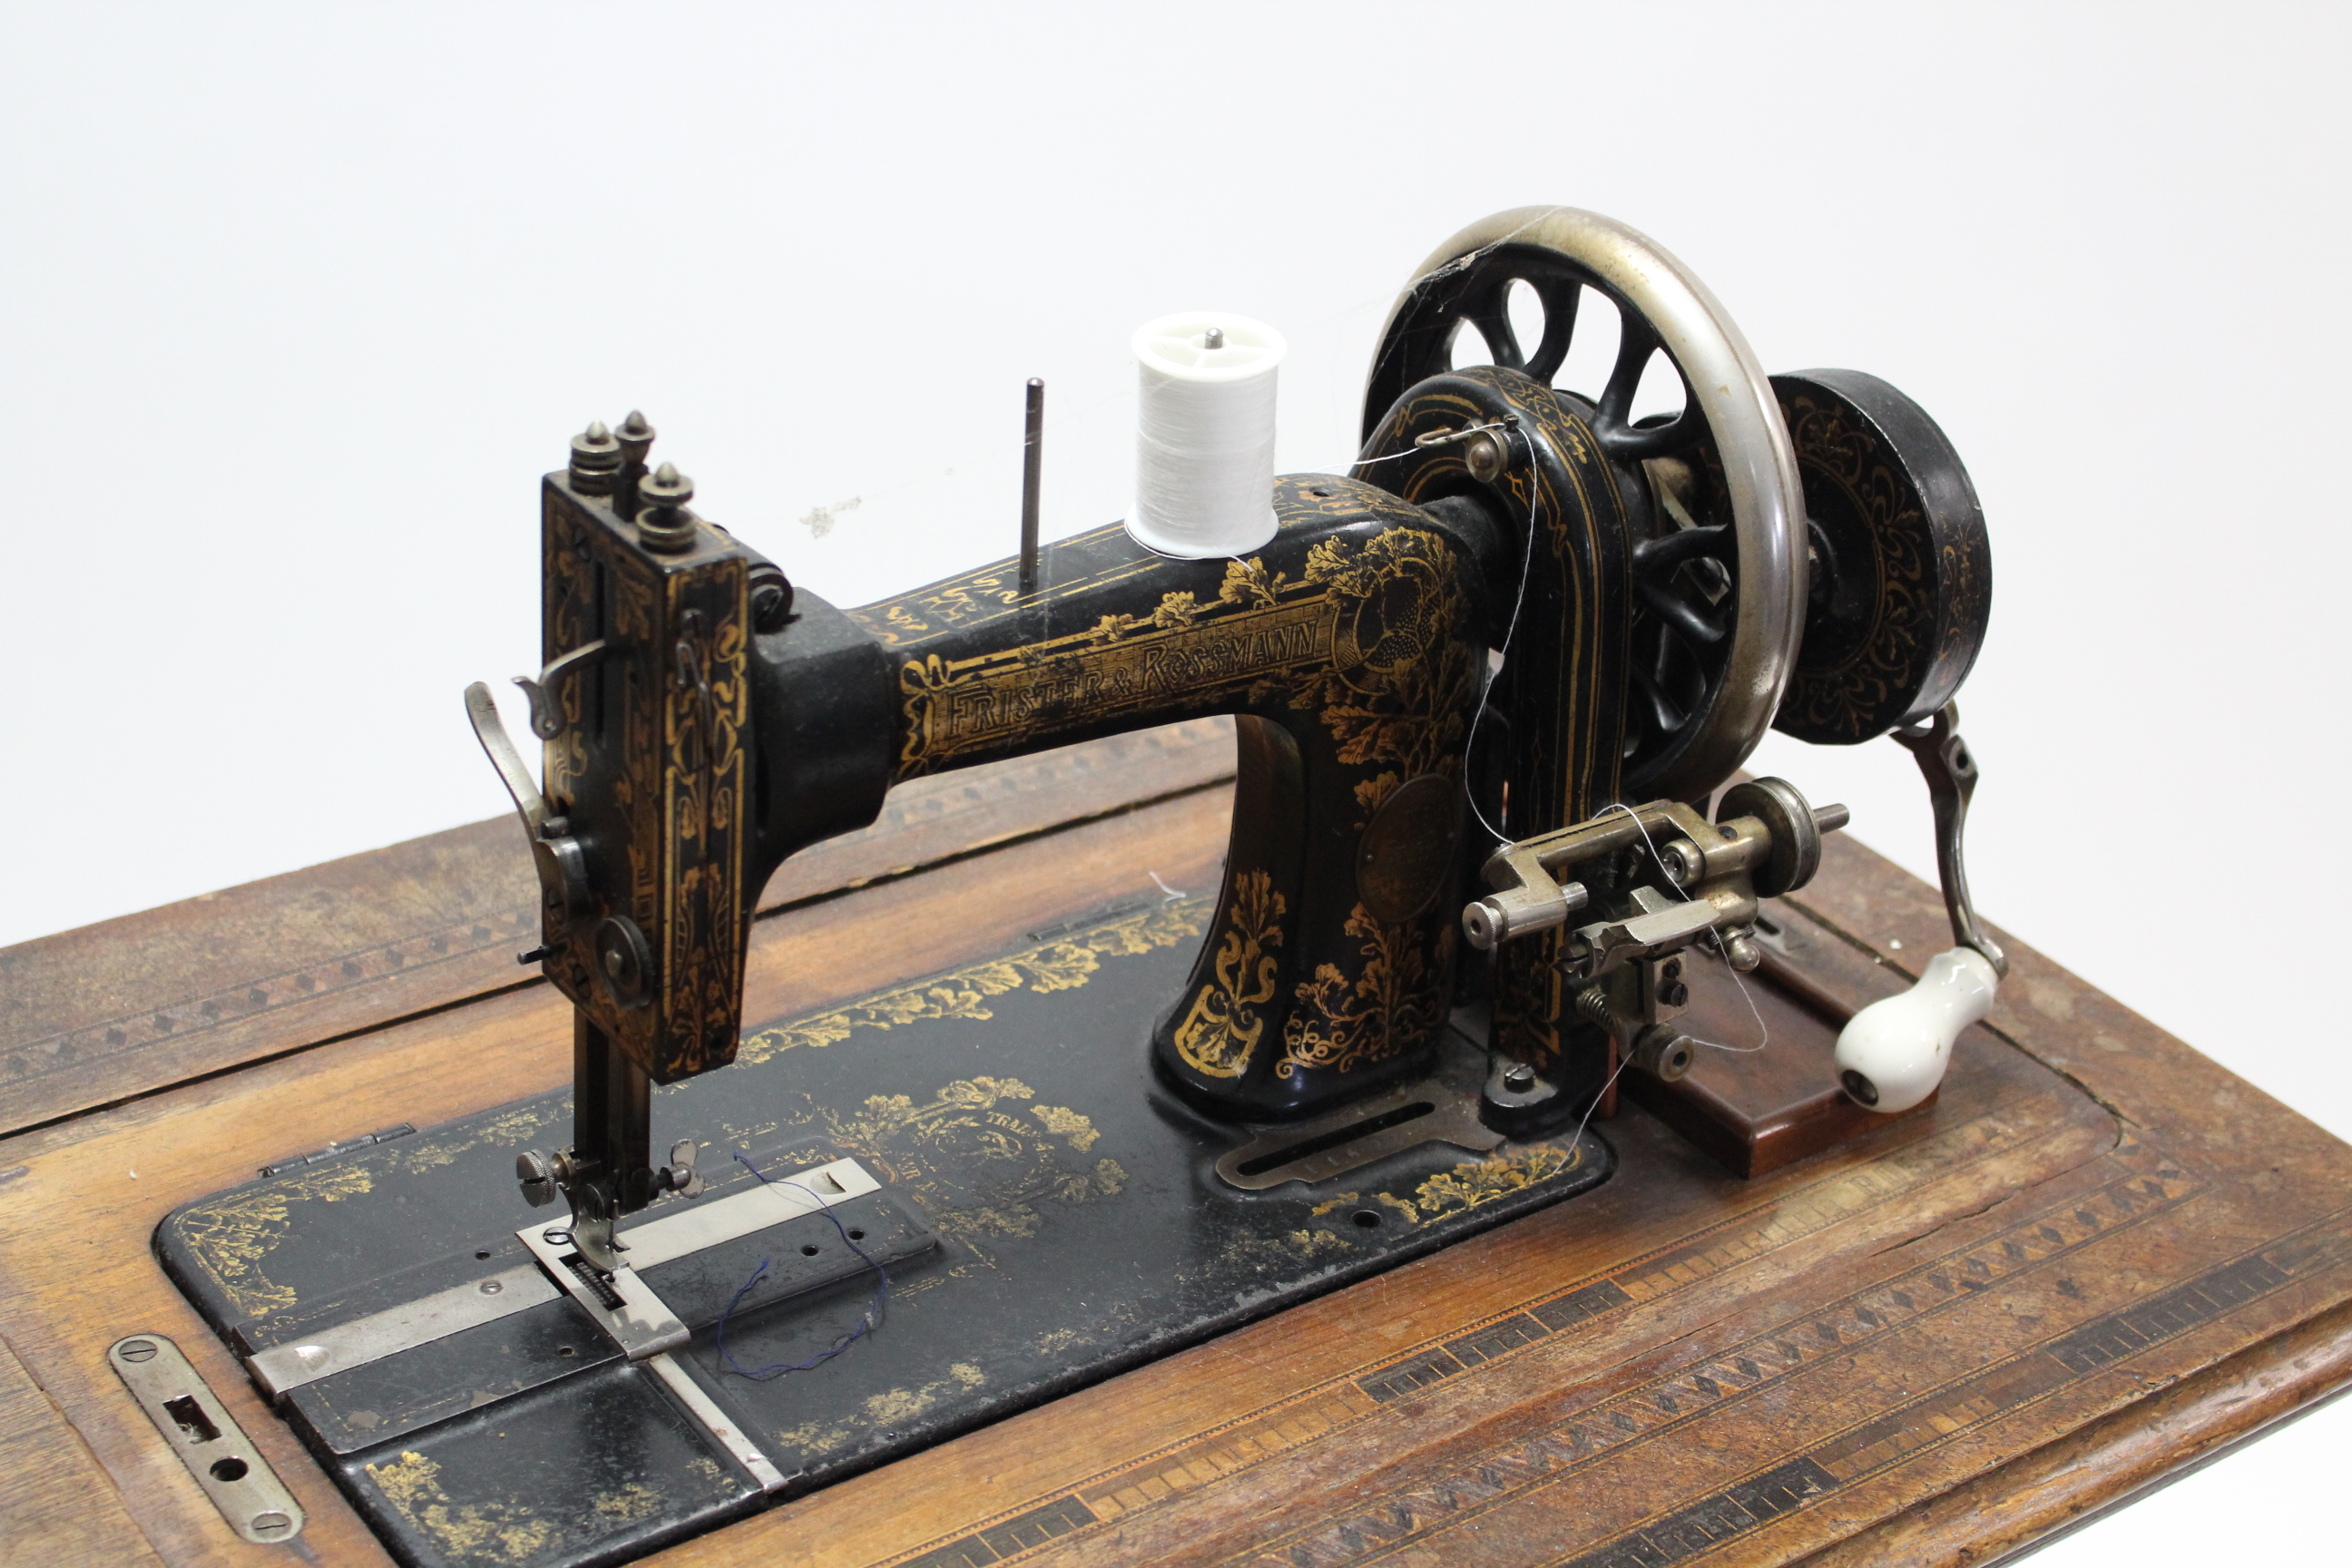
[
  {"x1": 1462, "y1": 458, "x2": 1539, "y2": 848},
  {"x1": 1562, "y1": 1053, "x2": 1632, "y2": 1161},
  {"x1": 1355, "y1": 419, "x2": 1514, "y2": 468},
  {"x1": 1148, "y1": 870, "x2": 1187, "y2": 902},
  {"x1": 1127, "y1": 313, "x2": 1285, "y2": 558}
]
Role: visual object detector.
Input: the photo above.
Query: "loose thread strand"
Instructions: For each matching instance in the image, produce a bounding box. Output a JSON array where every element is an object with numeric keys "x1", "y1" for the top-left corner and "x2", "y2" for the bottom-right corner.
[
  {"x1": 1352, "y1": 419, "x2": 1515, "y2": 468},
  {"x1": 712, "y1": 1152, "x2": 892, "y2": 1382},
  {"x1": 1462, "y1": 468, "x2": 1541, "y2": 848}
]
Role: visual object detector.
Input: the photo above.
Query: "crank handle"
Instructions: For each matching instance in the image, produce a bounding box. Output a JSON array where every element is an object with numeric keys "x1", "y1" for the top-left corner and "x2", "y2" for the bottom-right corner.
[
  {"x1": 1835, "y1": 946, "x2": 1998, "y2": 1113},
  {"x1": 1892, "y1": 701, "x2": 2006, "y2": 978}
]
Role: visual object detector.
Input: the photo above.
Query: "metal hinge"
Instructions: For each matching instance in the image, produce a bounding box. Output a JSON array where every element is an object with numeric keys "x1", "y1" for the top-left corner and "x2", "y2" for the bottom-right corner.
[{"x1": 259, "y1": 1123, "x2": 415, "y2": 1178}]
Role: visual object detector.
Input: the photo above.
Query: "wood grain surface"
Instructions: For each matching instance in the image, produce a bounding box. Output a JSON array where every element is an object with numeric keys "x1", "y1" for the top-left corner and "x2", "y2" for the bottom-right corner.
[
  {"x1": 0, "y1": 1332, "x2": 166, "y2": 1566},
  {"x1": 3, "y1": 721, "x2": 2347, "y2": 1568}
]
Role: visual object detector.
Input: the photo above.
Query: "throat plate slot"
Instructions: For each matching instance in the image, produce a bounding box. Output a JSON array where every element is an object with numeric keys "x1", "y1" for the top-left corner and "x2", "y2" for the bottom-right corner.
[{"x1": 1215, "y1": 1073, "x2": 1504, "y2": 1191}]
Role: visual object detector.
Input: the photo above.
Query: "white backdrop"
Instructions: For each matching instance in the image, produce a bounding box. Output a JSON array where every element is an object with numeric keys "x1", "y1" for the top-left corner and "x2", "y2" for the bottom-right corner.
[{"x1": 5, "y1": 4, "x2": 2347, "y2": 1559}]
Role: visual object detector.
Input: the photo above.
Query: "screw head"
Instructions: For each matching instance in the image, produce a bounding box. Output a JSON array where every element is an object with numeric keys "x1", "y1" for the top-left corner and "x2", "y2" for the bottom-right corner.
[
  {"x1": 117, "y1": 1339, "x2": 159, "y2": 1363},
  {"x1": 1502, "y1": 1063, "x2": 1537, "y2": 1093}
]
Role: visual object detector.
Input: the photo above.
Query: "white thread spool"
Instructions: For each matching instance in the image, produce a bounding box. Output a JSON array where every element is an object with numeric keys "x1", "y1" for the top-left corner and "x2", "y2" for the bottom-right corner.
[{"x1": 1128, "y1": 312, "x2": 1285, "y2": 558}]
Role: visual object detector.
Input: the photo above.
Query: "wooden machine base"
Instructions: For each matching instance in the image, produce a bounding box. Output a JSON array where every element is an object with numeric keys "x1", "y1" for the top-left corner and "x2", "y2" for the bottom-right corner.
[
  {"x1": 5, "y1": 718, "x2": 2350, "y2": 1567},
  {"x1": 1622, "y1": 933, "x2": 1938, "y2": 1181}
]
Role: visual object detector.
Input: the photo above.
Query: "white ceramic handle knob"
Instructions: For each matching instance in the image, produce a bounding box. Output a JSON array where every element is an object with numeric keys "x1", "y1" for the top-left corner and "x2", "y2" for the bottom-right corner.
[{"x1": 1835, "y1": 947, "x2": 1999, "y2": 1113}]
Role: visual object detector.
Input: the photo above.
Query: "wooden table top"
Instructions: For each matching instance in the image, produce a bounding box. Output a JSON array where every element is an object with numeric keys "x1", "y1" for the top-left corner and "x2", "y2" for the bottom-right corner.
[{"x1": 5, "y1": 718, "x2": 2347, "y2": 1568}]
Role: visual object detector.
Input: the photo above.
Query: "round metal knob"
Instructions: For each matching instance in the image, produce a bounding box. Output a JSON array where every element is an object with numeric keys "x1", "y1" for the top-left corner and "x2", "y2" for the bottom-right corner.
[{"x1": 515, "y1": 1150, "x2": 558, "y2": 1208}]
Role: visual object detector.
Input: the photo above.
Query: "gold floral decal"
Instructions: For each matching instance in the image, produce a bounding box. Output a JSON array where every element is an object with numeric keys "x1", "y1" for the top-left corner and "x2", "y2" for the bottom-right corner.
[
  {"x1": 170, "y1": 1161, "x2": 375, "y2": 1320},
  {"x1": 365, "y1": 1448, "x2": 710, "y2": 1565},
  {"x1": 734, "y1": 897, "x2": 1205, "y2": 1065},
  {"x1": 1171, "y1": 869, "x2": 1287, "y2": 1079},
  {"x1": 766, "y1": 1076, "x2": 1127, "y2": 1252},
  {"x1": 1373, "y1": 1142, "x2": 1581, "y2": 1223},
  {"x1": 388, "y1": 1101, "x2": 567, "y2": 1175},
  {"x1": 1276, "y1": 903, "x2": 1447, "y2": 1081},
  {"x1": 1220, "y1": 556, "x2": 1287, "y2": 607},
  {"x1": 1152, "y1": 591, "x2": 1203, "y2": 629},
  {"x1": 1251, "y1": 527, "x2": 1474, "y2": 824}
]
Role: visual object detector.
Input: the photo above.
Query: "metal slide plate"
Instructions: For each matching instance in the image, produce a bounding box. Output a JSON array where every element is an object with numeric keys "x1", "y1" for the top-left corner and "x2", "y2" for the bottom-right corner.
[{"x1": 112, "y1": 1334, "x2": 306, "y2": 1544}]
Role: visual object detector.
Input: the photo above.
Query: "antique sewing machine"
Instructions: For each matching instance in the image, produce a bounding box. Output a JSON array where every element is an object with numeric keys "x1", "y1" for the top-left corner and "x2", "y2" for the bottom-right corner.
[{"x1": 152, "y1": 209, "x2": 1998, "y2": 1567}]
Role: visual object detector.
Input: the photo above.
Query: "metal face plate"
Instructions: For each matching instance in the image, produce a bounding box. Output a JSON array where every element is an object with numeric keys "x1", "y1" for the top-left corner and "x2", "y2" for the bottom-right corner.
[
  {"x1": 241, "y1": 1155, "x2": 883, "y2": 1399},
  {"x1": 247, "y1": 1264, "x2": 558, "y2": 1398},
  {"x1": 111, "y1": 1335, "x2": 306, "y2": 1544}
]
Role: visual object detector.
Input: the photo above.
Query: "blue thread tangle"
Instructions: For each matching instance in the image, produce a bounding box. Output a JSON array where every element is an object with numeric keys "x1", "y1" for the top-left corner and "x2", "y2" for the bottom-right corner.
[{"x1": 712, "y1": 1151, "x2": 891, "y2": 1381}]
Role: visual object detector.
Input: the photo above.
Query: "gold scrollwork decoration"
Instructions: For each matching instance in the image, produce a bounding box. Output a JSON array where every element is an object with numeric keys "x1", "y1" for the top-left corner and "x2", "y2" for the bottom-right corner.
[
  {"x1": 735, "y1": 897, "x2": 1206, "y2": 1065},
  {"x1": 1277, "y1": 903, "x2": 1448, "y2": 1081},
  {"x1": 1171, "y1": 869, "x2": 1288, "y2": 1079}
]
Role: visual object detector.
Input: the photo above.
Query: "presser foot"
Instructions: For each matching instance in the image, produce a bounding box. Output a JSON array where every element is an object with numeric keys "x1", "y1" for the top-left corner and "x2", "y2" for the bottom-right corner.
[{"x1": 516, "y1": 1138, "x2": 708, "y2": 1274}]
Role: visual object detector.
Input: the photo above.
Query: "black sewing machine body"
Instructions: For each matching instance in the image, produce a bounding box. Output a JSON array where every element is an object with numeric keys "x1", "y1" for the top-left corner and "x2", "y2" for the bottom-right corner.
[{"x1": 156, "y1": 209, "x2": 1992, "y2": 1568}]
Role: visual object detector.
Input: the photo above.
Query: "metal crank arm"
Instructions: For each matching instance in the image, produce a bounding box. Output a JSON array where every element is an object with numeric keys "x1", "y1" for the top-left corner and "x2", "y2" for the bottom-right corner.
[{"x1": 1890, "y1": 701, "x2": 2006, "y2": 977}]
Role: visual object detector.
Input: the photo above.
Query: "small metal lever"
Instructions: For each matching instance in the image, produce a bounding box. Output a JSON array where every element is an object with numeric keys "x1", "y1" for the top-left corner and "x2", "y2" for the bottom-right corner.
[
  {"x1": 514, "y1": 639, "x2": 606, "y2": 741},
  {"x1": 466, "y1": 681, "x2": 548, "y2": 832},
  {"x1": 465, "y1": 683, "x2": 593, "y2": 935},
  {"x1": 1890, "y1": 701, "x2": 2005, "y2": 977},
  {"x1": 672, "y1": 614, "x2": 718, "y2": 771}
]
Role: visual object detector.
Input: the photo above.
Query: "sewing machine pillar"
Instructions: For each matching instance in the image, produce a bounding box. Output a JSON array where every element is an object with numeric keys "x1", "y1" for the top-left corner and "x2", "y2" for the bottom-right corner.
[{"x1": 1361, "y1": 368, "x2": 1641, "y2": 1120}]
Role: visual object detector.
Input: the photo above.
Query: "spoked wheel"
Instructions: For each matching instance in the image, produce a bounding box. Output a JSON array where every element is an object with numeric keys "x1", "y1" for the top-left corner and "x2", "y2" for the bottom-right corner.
[{"x1": 1361, "y1": 207, "x2": 1809, "y2": 801}]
